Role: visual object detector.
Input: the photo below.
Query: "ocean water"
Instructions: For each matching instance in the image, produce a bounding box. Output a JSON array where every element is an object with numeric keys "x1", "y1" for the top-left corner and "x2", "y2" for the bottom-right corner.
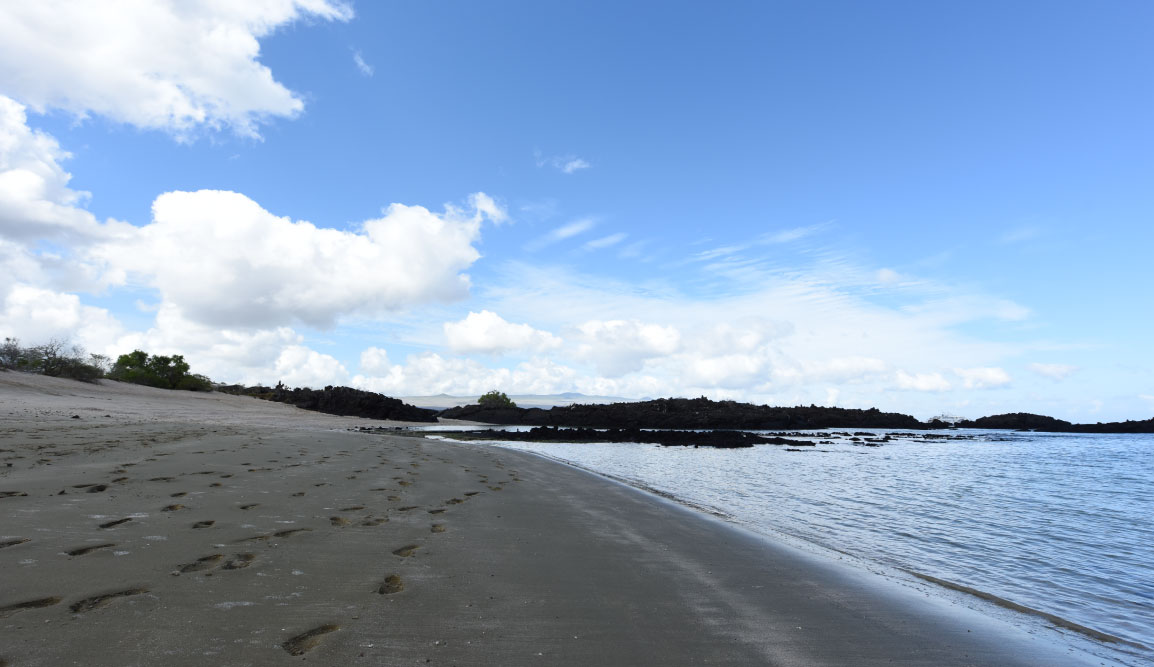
[{"x1": 458, "y1": 429, "x2": 1154, "y2": 661}]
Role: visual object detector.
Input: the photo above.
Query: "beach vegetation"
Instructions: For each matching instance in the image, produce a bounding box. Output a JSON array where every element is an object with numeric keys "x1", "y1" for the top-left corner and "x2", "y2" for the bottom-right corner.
[
  {"x1": 0, "y1": 337, "x2": 106, "y2": 383},
  {"x1": 478, "y1": 389, "x2": 516, "y2": 408},
  {"x1": 108, "y1": 350, "x2": 212, "y2": 391}
]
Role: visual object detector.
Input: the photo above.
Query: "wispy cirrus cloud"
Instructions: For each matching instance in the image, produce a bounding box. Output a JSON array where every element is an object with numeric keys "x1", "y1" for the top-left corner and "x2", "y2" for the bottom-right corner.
[
  {"x1": 525, "y1": 217, "x2": 596, "y2": 251},
  {"x1": 1029, "y1": 362, "x2": 1077, "y2": 381},
  {"x1": 534, "y1": 150, "x2": 591, "y2": 174},
  {"x1": 352, "y1": 50, "x2": 374, "y2": 77},
  {"x1": 584, "y1": 232, "x2": 626, "y2": 251}
]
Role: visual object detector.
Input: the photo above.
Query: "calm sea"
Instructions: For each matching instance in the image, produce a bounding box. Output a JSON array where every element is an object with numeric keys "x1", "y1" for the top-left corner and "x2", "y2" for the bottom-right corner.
[{"x1": 454, "y1": 429, "x2": 1154, "y2": 663}]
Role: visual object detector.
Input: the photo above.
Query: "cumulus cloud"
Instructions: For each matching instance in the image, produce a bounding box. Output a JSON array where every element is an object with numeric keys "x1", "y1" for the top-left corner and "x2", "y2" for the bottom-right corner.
[
  {"x1": 576, "y1": 319, "x2": 681, "y2": 377},
  {"x1": 355, "y1": 349, "x2": 578, "y2": 397},
  {"x1": 94, "y1": 189, "x2": 503, "y2": 329},
  {"x1": 443, "y1": 310, "x2": 561, "y2": 355},
  {"x1": 0, "y1": 1, "x2": 352, "y2": 137},
  {"x1": 0, "y1": 95, "x2": 131, "y2": 244},
  {"x1": 683, "y1": 352, "x2": 771, "y2": 389},
  {"x1": 0, "y1": 282, "x2": 124, "y2": 352},
  {"x1": 271, "y1": 345, "x2": 348, "y2": 388},
  {"x1": 1029, "y1": 362, "x2": 1077, "y2": 381},
  {"x1": 954, "y1": 366, "x2": 1011, "y2": 389},
  {"x1": 895, "y1": 370, "x2": 951, "y2": 392},
  {"x1": 103, "y1": 302, "x2": 352, "y2": 387}
]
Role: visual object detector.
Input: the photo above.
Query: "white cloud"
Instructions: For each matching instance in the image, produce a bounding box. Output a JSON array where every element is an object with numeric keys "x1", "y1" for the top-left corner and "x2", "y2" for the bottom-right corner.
[
  {"x1": 272, "y1": 345, "x2": 348, "y2": 388},
  {"x1": 584, "y1": 233, "x2": 626, "y2": 251},
  {"x1": 354, "y1": 350, "x2": 578, "y2": 397},
  {"x1": 443, "y1": 310, "x2": 561, "y2": 355},
  {"x1": 876, "y1": 268, "x2": 901, "y2": 285},
  {"x1": 895, "y1": 371, "x2": 951, "y2": 392},
  {"x1": 0, "y1": 1, "x2": 352, "y2": 137},
  {"x1": 535, "y1": 151, "x2": 591, "y2": 174},
  {"x1": 683, "y1": 352, "x2": 770, "y2": 389},
  {"x1": 954, "y1": 366, "x2": 1011, "y2": 389},
  {"x1": 0, "y1": 282, "x2": 124, "y2": 352},
  {"x1": 1029, "y1": 362, "x2": 1077, "y2": 381},
  {"x1": 525, "y1": 217, "x2": 595, "y2": 251},
  {"x1": 0, "y1": 95, "x2": 131, "y2": 245},
  {"x1": 103, "y1": 302, "x2": 350, "y2": 387},
  {"x1": 94, "y1": 189, "x2": 503, "y2": 329},
  {"x1": 352, "y1": 50, "x2": 374, "y2": 77},
  {"x1": 576, "y1": 319, "x2": 681, "y2": 377}
]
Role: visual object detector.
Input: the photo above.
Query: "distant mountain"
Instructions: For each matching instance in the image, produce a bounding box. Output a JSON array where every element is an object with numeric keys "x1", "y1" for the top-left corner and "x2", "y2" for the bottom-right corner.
[{"x1": 401, "y1": 392, "x2": 642, "y2": 411}]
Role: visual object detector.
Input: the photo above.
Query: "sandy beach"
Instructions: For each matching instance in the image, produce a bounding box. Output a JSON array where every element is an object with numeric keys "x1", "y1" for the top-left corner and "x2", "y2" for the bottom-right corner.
[{"x1": 0, "y1": 373, "x2": 1105, "y2": 666}]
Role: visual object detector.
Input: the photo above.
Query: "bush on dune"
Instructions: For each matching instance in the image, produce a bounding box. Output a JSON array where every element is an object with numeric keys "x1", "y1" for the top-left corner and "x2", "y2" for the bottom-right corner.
[
  {"x1": 0, "y1": 338, "x2": 107, "y2": 383},
  {"x1": 107, "y1": 350, "x2": 212, "y2": 391}
]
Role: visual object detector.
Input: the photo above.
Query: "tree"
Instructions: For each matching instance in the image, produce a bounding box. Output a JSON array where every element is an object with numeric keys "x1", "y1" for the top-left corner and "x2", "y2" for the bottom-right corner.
[
  {"x1": 1, "y1": 337, "x2": 21, "y2": 369},
  {"x1": 478, "y1": 390, "x2": 516, "y2": 408},
  {"x1": 108, "y1": 350, "x2": 208, "y2": 390},
  {"x1": 0, "y1": 337, "x2": 103, "y2": 382}
]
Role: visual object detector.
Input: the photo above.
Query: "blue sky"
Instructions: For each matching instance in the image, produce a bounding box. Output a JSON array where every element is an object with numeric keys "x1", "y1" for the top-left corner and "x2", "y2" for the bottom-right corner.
[{"x1": 1, "y1": 1, "x2": 1151, "y2": 421}]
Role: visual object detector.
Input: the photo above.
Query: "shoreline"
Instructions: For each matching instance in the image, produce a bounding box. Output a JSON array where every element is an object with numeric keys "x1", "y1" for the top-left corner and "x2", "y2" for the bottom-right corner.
[
  {"x1": 0, "y1": 374, "x2": 1126, "y2": 665},
  {"x1": 454, "y1": 437, "x2": 1145, "y2": 661}
]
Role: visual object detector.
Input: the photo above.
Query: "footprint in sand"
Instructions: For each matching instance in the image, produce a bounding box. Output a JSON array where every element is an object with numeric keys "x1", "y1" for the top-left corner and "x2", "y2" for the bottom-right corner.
[
  {"x1": 0, "y1": 538, "x2": 31, "y2": 549},
  {"x1": 238, "y1": 503, "x2": 260, "y2": 510},
  {"x1": 66, "y1": 543, "x2": 115, "y2": 557},
  {"x1": 392, "y1": 544, "x2": 420, "y2": 557},
  {"x1": 361, "y1": 517, "x2": 387, "y2": 526},
  {"x1": 0, "y1": 597, "x2": 61, "y2": 617},
  {"x1": 99, "y1": 518, "x2": 131, "y2": 529},
  {"x1": 431, "y1": 524, "x2": 446, "y2": 533},
  {"x1": 222, "y1": 553, "x2": 256, "y2": 570},
  {"x1": 377, "y1": 575, "x2": 404, "y2": 594},
  {"x1": 192, "y1": 520, "x2": 215, "y2": 529},
  {"x1": 0, "y1": 491, "x2": 29, "y2": 498},
  {"x1": 329, "y1": 516, "x2": 350, "y2": 527},
  {"x1": 69, "y1": 589, "x2": 148, "y2": 614},
  {"x1": 162, "y1": 504, "x2": 185, "y2": 512},
  {"x1": 177, "y1": 554, "x2": 223, "y2": 573},
  {"x1": 282, "y1": 624, "x2": 339, "y2": 656}
]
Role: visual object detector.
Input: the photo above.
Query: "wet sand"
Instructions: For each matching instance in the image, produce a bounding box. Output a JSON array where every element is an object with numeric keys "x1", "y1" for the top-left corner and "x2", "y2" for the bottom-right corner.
[{"x1": 0, "y1": 373, "x2": 1106, "y2": 665}]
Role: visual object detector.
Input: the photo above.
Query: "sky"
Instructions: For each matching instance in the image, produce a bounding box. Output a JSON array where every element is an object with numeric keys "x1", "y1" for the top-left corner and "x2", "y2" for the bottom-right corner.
[{"x1": 1, "y1": 0, "x2": 1152, "y2": 422}]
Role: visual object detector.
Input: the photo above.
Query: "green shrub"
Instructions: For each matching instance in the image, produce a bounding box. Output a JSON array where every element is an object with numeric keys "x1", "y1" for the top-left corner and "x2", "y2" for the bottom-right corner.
[
  {"x1": 0, "y1": 338, "x2": 104, "y2": 382},
  {"x1": 109, "y1": 350, "x2": 210, "y2": 391},
  {"x1": 478, "y1": 390, "x2": 516, "y2": 408},
  {"x1": 175, "y1": 374, "x2": 214, "y2": 392}
]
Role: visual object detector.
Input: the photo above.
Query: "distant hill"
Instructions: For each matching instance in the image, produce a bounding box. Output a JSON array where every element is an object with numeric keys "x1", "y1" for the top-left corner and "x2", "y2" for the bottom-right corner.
[
  {"x1": 439, "y1": 396, "x2": 928, "y2": 430},
  {"x1": 402, "y1": 392, "x2": 644, "y2": 411},
  {"x1": 217, "y1": 383, "x2": 437, "y2": 422},
  {"x1": 957, "y1": 412, "x2": 1154, "y2": 433}
]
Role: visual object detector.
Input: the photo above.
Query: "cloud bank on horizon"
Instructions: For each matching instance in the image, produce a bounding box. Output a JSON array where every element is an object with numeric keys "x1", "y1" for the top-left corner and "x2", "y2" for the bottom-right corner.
[{"x1": 1, "y1": 1, "x2": 1151, "y2": 422}]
